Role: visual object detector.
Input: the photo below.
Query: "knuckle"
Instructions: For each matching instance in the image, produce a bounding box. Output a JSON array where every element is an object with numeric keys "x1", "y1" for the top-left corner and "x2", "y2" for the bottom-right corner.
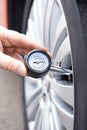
[{"x1": 7, "y1": 59, "x2": 17, "y2": 72}]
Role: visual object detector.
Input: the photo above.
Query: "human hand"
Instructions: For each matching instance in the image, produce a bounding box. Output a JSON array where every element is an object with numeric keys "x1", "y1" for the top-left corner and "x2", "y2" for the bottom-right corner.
[{"x1": 0, "y1": 26, "x2": 47, "y2": 76}]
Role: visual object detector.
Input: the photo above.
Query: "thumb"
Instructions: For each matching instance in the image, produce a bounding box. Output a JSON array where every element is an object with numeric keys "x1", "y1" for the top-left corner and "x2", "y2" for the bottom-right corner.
[{"x1": 0, "y1": 52, "x2": 27, "y2": 76}]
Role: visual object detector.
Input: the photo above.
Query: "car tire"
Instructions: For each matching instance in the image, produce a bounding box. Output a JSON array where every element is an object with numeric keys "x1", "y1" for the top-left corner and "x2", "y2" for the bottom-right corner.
[{"x1": 22, "y1": 0, "x2": 87, "y2": 130}]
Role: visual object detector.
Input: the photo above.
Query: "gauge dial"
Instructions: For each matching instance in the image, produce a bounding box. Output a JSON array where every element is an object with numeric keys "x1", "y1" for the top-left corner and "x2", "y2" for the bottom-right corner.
[{"x1": 25, "y1": 50, "x2": 51, "y2": 78}]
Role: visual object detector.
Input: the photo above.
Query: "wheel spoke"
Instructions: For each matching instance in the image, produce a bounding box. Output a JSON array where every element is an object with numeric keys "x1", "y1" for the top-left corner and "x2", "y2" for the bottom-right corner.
[{"x1": 52, "y1": 92, "x2": 74, "y2": 130}]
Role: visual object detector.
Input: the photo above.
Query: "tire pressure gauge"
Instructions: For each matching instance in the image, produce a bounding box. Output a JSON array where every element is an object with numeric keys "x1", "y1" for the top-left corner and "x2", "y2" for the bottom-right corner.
[
  {"x1": 25, "y1": 50, "x2": 72, "y2": 78},
  {"x1": 25, "y1": 50, "x2": 51, "y2": 78}
]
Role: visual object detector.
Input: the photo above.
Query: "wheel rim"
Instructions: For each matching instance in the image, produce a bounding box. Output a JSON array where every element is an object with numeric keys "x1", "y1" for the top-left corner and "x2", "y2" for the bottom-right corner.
[{"x1": 24, "y1": 0, "x2": 74, "y2": 130}]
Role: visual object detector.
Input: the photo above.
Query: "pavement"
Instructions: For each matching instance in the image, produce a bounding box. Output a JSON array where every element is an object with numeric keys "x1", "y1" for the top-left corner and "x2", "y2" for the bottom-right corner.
[{"x1": 0, "y1": 69, "x2": 25, "y2": 130}]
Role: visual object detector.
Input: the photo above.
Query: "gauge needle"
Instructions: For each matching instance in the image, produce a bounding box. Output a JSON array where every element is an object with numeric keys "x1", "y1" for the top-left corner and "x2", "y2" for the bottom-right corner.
[{"x1": 33, "y1": 61, "x2": 44, "y2": 64}]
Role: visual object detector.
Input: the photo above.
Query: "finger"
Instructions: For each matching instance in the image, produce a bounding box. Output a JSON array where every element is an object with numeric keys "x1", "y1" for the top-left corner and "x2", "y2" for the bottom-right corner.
[
  {"x1": 0, "y1": 52, "x2": 27, "y2": 76},
  {"x1": 13, "y1": 53, "x2": 24, "y2": 63},
  {"x1": 4, "y1": 46, "x2": 32, "y2": 55},
  {"x1": 0, "y1": 26, "x2": 47, "y2": 51}
]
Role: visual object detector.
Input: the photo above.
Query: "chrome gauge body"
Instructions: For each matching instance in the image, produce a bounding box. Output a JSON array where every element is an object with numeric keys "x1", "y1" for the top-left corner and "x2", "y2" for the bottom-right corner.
[{"x1": 25, "y1": 50, "x2": 51, "y2": 78}]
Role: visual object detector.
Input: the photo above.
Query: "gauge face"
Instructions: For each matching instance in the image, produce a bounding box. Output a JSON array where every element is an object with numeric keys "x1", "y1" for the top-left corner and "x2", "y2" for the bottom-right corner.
[{"x1": 26, "y1": 50, "x2": 51, "y2": 73}]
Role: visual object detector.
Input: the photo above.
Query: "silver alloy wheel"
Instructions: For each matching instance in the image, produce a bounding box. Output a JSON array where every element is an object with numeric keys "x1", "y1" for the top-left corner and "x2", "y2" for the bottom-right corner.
[{"x1": 24, "y1": 0, "x2": 74, "y2": 130}]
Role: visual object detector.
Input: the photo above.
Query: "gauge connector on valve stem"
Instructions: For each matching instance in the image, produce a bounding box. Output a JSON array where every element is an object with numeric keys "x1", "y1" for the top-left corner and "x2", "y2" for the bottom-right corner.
[{"x1": 24, "y1": 50, "x2": 72, "y2": 78}]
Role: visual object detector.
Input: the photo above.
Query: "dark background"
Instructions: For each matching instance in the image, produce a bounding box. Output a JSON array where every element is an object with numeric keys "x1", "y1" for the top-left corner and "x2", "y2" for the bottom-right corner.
[{"x1": 8, "y1": 0, "x2": 26, "y2": 32}]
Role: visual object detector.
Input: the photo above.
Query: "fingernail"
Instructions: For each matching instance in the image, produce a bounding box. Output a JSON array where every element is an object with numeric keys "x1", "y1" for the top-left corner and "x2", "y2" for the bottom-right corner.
[{"x1": 17, "y1": 66, "x2": 26, "y2": 76}]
